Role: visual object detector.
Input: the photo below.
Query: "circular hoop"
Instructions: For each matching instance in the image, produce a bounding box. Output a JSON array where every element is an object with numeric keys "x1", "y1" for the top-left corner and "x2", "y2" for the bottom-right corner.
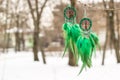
[
  {"x1": 79, "y1": 18, "x2": 92, "y2": 31},
  {"x1": 64, "y1": 6, "x2": 76, "y2": 20}
]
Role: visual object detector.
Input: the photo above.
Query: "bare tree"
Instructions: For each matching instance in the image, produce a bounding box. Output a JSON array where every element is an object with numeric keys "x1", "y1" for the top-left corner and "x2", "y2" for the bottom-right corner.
[
  {"x1": 102, "y1": 0, "x2": 120, "y2": 64},
  {"x1": 10, "y1": 0, "x2": 21, "y2": 52},
  {"x1": 3, "y1": 0, "x2": 9, "y2": 53},
  {"x1": 116, "y1": 10, "x2": 120, "y2": 62},
  {"x1": 27, "y1": 0, "x2": 47, "y2": 63},
  {"x1": 13, "y1": 0, "x2": 29, "y2": 51},
  {"x1": 102, "y1": 14, "x2": 109, "y2": 65}
]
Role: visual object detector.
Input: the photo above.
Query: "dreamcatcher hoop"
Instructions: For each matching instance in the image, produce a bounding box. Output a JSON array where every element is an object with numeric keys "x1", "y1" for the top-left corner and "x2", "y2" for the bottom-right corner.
[
  {"x1": 79, "y1": 17, "x2": 92, "y2": 31},
  {"x1": 64, "y1": 5, "x2": 76, "y2": 22}
]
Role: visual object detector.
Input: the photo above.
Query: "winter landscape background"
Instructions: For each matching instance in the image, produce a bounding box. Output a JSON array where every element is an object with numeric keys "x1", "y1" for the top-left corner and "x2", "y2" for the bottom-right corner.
[{"x1": 0, "y1": 0, "x2": 120, "y2": 80}]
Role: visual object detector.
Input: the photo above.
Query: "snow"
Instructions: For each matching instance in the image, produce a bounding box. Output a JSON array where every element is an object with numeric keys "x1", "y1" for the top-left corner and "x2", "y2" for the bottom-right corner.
[{"x1": 0, "y1": 50, "x2": 120, "y2": 80}]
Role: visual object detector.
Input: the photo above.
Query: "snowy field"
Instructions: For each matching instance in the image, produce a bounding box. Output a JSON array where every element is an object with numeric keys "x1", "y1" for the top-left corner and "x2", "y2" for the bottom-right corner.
[{"x1": 0, "y1": 50, "x2": 120, "y2": 80}]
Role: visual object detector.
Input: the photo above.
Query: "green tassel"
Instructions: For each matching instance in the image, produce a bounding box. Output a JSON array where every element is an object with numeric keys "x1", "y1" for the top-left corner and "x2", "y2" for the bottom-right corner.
[
  {"x1": 70, "y1": 24, "x2": 81, "y2": 42},
  {"x1": 62, "y1": 23, "x2": 72, "y2": 57},
  {"x1": 90, "y1": 32, "x2": 99, "y2": 46},
  {"x1": 89, "y1": 32, "x2": 99, "y2": 55},
  {"x1": 62, "y1": 22, "x2": 81, "y2": 64},
  {"x1": 76, "y1": 32, "x2": 99, "y2": 74},
  {"x1": 62, "y1": 22, "x2": 99, "y2": 74},
  {"x1": 76, "y1": 36, "x2": 94, "y2": 74}
]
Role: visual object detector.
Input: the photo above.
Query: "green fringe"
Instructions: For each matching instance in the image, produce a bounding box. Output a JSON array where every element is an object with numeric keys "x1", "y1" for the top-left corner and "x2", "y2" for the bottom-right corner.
[
  {"x1": 76, "y1": 32, "x2": 99, "y2": 74},
  {"x1": 62, "y1": 22, "x2": 81, "y2": 64},
  {"x1": 70, "y1": 24, "x2": 81, "y2": 42},
  {"x1": 62, "y1": 22, "x2": 99, "y2": 74},
  {"x1": 62, "y1": 23, "x2": 72, "y2": 57}
]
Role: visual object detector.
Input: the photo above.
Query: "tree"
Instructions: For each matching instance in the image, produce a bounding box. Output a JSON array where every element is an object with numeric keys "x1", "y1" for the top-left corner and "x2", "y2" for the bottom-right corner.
[
  {"x1": 12, "y1": 0, "x2": 25, "y2": 52},
  {"x1": 27, "y1": 0, "x2": 47, "y2": 63},
  {"x1": 3, "y1": 0, "x2": 9, "y2": 52},
  {"x1": 102, "y1": 0, "x2": 120, "y2": 65}
]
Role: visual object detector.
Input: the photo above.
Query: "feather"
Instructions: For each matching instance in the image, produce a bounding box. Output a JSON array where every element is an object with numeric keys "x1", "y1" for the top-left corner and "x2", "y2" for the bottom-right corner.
[
  {"x1": 70, "y1": 24, "x2": 81, "y2": 42},
  {"x1": 62, "y1": 23, "x2": 81, "y2": 64},
  {"x1": 89, "y1": 32, "x2": 100, "y2": 56},
  {"x1": 62, "y1": 22, "x2": 99, "y2": 74},
  {"x1": 76, "y1": 36, "x2": 93, "y2": 74},
  {"x1": 90, "y1": 32, "x2": 99, "y2": 46},
  {"x1": 62, "y1": 23, "x2": 72, "y2": 56}
]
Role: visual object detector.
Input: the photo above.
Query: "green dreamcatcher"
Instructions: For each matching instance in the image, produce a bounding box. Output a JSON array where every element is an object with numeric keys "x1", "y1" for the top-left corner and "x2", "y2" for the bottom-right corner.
[
  {"x1": 76, "y1": 5, "x2": 99, "y2": 74},
  {"x1": 62, "y1": 4, "x2": 99, "y2": 75},
  {"x1": 62, "y1": 5, "x2": 81, "y2": 64},
  {"x1": 64, "y1": 5, "x2": 77, "y2": 23}
]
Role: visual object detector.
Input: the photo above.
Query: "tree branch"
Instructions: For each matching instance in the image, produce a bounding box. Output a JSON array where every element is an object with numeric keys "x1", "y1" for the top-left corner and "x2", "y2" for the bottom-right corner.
[
  {"x1": 38, "y1": 0, "x2": 48, "y2": 20},
  {"x1": 103, "y1": 0, "x2": 108, "y2": 13},
  {"x1": 103, "y1": 0, "x2": 107, "y2": 9},
  {"x1": 27, "y1": 0, "x2": 35, "y2": 21},
  {"x1": 35, "y1": 0, "x2": 39, "y2": 21}
]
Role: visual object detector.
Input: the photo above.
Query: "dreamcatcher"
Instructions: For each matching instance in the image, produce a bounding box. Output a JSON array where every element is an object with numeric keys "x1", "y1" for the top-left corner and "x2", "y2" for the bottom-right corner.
[
  {"x1": 62, "y1": 5, "x2": 81, "y2": 63},
  {"x1": 62, "y1": 4, "x2": 99, "y2": 74},
  {"x1": 76, "y1": 4, "x2": 99, "y2": 74}
]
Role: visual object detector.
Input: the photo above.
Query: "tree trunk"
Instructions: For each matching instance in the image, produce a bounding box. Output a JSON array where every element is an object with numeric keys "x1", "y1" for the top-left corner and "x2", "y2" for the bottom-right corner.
[
  {"x1": 15, "y1": 32, "x2": 20, "y2": 52},
  {"x1": 103, "y1": 0, "x2": 120, "y2": 63},
  {"x1": 6, "y1": 33, "x2": 10, "y2": 52},
  {"x1": 68, "y1": 0, "x2": 77, "y2": 66},
  {"x1": 102, "y1": 21, "x2": 109, "y2": 65},
  {"x1": 68, "y1": 49, "x2": 77, "y2": 66},
  {"x1": 108, "y1": 0, "x2": 120, "y2": 63},
  {"x1": 21, "y1": 32, "x2": 25, "y2": 51},
  {"x1": 41, "y1": 48, "x2": 46, "y2": 64},
  {"x1": 102, "y1": 13, "x2": 110, "y2": 65},
  {"x1": 116, "y1": 11, "x2": 120, "y2": 63},
  {"x1": 15, "y1": 15, "x2": 21, "y2": 52},
  {"x1": 3, "y1": 0, "x2": 9, "y2": 53},
  {"x1": 39, "y1": 42, "x2": 46, "y2": 64},
  {"x1": 27, "y1": 0, "x2": 47, "y2": 62},
  {"x1": 33, "y1": 23, "x2": 39, "y2": 61}
]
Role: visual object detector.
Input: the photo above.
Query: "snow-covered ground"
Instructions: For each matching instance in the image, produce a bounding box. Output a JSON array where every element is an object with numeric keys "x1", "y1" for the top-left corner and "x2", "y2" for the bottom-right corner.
[{"x1": 0, "y1": 50, "x2": 120, "y2": 80}]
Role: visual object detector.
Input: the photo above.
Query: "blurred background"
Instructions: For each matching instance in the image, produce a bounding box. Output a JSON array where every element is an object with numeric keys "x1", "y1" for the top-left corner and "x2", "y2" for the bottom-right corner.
[{"x1": 0, "y1": 0, "x2": 120, "y2": 80}]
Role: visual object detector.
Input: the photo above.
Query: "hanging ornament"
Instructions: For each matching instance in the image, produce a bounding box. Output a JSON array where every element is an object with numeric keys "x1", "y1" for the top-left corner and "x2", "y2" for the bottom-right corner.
[
  {"x1": 62, "y1": 5, "x2": 81, "y2": 63},
  {"x1": 64, "y1": 5, "x2": 76, "y2": 23},
  {"x1": 62, "y1": 4, "x2": 99, "y2": 75},
  {"x1": 76, "y1": 4, "x2": 99, "y2": 74},
  {"x1": 79, "y1": 18, "x2": 92, "y2": 32}
]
